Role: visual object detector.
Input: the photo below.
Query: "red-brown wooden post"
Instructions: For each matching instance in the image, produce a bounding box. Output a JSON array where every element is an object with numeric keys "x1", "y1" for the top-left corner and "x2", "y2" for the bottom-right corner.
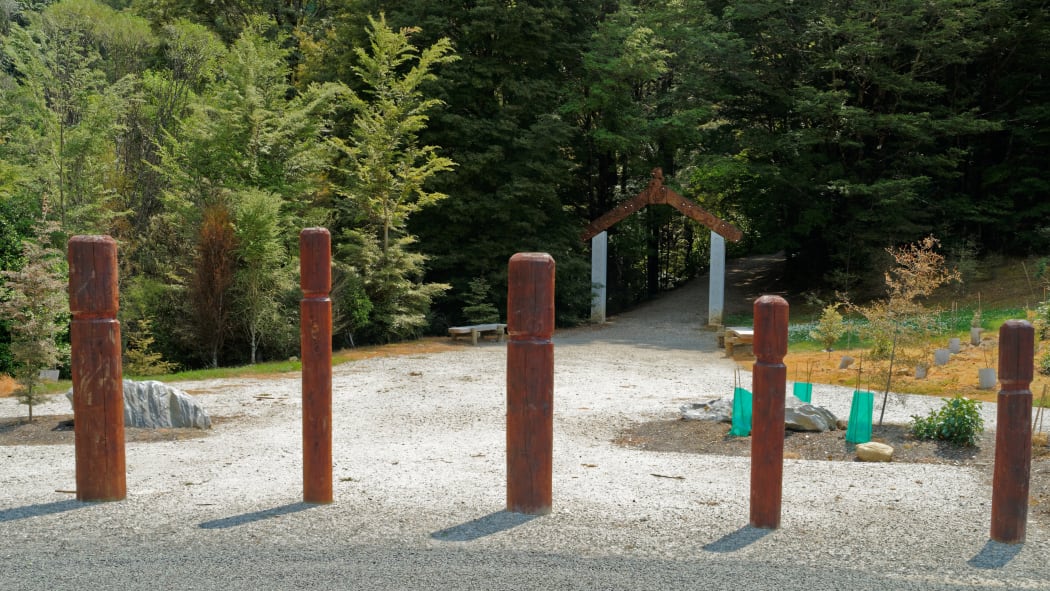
[
  {"x1": 301, "y1": 228, "x2": 332, "y2": 504},
  {"x1": 506, "y1": 253, "x2": 555, "y2": 515},
  {"x1": 68, "y1": 235, "x2": 126, "y2": 502},
  {"x1": 750, "y1": 295, "x2": 788, "y2": 529},
  {"x1": 991, "y1": 320, "x2": 1034, "y2": 543}
]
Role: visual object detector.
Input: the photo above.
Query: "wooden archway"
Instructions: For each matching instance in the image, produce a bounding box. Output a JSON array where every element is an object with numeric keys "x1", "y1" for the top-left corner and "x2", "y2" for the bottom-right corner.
[{"x1": 583, "y1": 168, "x2": 742, "y2": 325}]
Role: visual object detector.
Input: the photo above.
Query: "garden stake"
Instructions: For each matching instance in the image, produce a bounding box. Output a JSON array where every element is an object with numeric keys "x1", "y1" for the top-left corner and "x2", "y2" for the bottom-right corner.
[
  {"x1": 991, "y1": 320, "x2": 1034, "y2": 544},
  {"x1": 750, "y1": 295, "x2": 788, "y2": 529},
  {"x1": 506, "y1": 252, "x2": 555, "y2": 515},
  {"x1": 301, "y1": 228, "x2": 333, "y2": 504},
  {"x1": 68, "y1": 235, "x2": 126, "y2": 502}
]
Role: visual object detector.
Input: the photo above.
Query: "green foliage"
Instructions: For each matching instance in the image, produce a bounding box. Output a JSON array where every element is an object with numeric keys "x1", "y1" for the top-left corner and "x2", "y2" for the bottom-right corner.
[
  {"x1": 0, "y1": 216, "x2": 68, "y2": 421},
  {"x1": 809, "y1": 305, "x2": 846, "y2": 353},
  {"x1": 910, "y1": 396, "x2": 985, "y2": 447},
  {"x1": 231, "y1": 188, "x2": 292, "y2": 364},
  {"x1": 461, "y1": 277, "x2": 500, "y2": 325},
  {"x1": 1038, "y1": 351, "x2": 1050, "y2": 377},
  {"x1": 123, "y1": 318, "x2": 177, "y2": 377},
  {"x1": 329, "y1": 14, "x2": 456, "y2": 342}
]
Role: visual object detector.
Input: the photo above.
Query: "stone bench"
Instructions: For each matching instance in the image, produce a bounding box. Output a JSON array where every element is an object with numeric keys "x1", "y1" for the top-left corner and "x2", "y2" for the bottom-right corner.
[{"x1": 448, "y1": 323, "x2": 507, "y2": 346}]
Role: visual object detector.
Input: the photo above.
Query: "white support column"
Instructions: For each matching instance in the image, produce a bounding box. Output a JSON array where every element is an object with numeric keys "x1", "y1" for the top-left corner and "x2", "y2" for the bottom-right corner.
[
  {"x1": 590, "y1": 231, "x2": 607, "y2": 323},
  {"x1": 708, "y1": 231, "x2": 725, "y2": 327}
]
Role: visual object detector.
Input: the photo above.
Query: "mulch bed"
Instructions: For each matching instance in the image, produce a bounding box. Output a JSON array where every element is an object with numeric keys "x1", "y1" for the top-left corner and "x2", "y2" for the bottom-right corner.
[
  {"x1": 616, "y1": 418, "x2": 1050, "y2": 525},
  {"x1": 0, "y1": 414, "x2": 215, "y2": 446}
]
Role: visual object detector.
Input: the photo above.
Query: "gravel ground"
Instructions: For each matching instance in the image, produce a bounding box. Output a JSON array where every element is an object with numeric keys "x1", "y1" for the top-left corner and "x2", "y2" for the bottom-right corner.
[{"x1": 2, "y1": 270, "x2": 1048, "y2": 590}]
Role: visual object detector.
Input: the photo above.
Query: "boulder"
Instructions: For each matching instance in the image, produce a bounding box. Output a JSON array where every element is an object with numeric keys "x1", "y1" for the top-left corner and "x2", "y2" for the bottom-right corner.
[
  {"x1": 784, "y1": 395, "x2": 838, "y2": 432},
  {"x1": 67, "y1": 380, "x2": 211, "y2": 429},
  {"x1": 856, "y1": 441, "x2": 894, "y2": 462},
  {"x1": 680, "y1": 398, "x2": 732, "y2": 423}
]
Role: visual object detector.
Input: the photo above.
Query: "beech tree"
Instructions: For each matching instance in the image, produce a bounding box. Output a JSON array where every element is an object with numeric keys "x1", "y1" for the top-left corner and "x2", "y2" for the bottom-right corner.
[{"x1": 328, "y1": 15, "x2": 456, "y2": 341}]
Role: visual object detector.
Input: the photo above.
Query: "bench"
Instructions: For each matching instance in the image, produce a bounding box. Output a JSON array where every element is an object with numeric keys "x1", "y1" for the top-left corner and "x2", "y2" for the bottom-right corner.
[
  {"x1": 448, "y1": 323, "x2": 507, "y2": 346},
  {"x1": 722, "y1": 326, "x2": 754, "y2": 358}
]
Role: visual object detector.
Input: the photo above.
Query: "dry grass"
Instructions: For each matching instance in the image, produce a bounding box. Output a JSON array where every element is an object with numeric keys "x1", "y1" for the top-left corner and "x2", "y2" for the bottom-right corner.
[{"x1": 0, "y1": 375, "x2": 20, "y2": 398}]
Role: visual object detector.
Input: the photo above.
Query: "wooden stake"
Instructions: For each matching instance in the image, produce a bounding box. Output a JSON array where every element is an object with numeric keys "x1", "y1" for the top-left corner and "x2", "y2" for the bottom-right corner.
[
  {"x1": 991, "y1": 320, "x2": 1034, "y2": 543},
  {"x1": 506, "y1": 253, "x2": 555, "y2": 515},
  {"x1": 68, "y1": 235, "x2": 126, "y2": 502},
  {"x1": 301, "y1": 228, "x2": 332, "y2": 504},
  {"x1": 750, "y1": 295, "x2": 788, "y2": 529}
]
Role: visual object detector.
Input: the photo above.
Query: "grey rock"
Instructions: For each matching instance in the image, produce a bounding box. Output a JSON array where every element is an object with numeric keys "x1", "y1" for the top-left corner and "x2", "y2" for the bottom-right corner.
[
  {"x1": 67, "y1": 380, "x2": 211, "y2": 429},
  {"x1": 680, "y1": 398, "x2": 732, "y2": 423},
  {"x1": 784, "y1": 395, "x2": 838, "y2": 432}
]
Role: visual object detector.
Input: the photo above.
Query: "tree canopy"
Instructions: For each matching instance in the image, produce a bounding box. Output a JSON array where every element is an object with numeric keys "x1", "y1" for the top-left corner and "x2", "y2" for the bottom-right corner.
[{"x1": 0, "y1": 0, "x2": 1047, "y2": 371}]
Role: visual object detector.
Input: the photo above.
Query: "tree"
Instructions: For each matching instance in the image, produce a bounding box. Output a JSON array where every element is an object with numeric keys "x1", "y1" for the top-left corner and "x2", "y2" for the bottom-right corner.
[
  {"x1": 231, "y1": 188, "x2": 291, "y2": 364},
  {"x1": 0, "y1": 215, "x2": 68, "y2": 421},
  {"x1": 189, "y1": 203, "x2": 237, "y2": 367},
  {"x1": 328, "y1": 14, "x2": 456, "y2": 341}
]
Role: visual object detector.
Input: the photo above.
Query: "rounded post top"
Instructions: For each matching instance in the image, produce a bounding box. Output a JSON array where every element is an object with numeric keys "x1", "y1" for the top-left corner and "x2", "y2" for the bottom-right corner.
[
  {"x1": 753, "y1": 295, "x2": 789, "y2": 362},
  {"x1": 507, "y1": 252, "x2": 556, "y2": 339},
  {"x1": 998, "y1": 320, "x2": 1034, "y2": 387},
  {"x1": 68, "y1": 235, "x2": 119, "y2": 317},
  {"x1": 300, "y1": 228, "x2": 331, "y2": 295}
]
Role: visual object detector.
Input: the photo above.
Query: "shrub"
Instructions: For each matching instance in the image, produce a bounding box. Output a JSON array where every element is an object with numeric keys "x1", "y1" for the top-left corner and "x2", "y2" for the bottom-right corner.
[
  {"x1": 910, "y1": 396, "x2": 985, "y2": 447},
  {"x1": 1038, "y1": 351, "x2": 1050, "y2": 377},
  {"x1": 809, "y1": 305, "x2": 846, "y2": 353}
]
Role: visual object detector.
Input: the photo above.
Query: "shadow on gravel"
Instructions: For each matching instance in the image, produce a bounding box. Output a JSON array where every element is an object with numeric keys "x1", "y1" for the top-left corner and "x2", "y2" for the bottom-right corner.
[
  {"x1": 702, "y1": 525, "x2": 772, "y2": 553},
  {"x1": 968, "y1": 540, "x2": 1023, "y2": 569},
  {"x1": 430, "y1": 510, "x2": 539, "y2": 542},
  {"x1": 198, "y1": 502, "x2": 318, "y2": 529},
  {"x1": 0, "y1": 499, "x2": 85, "y2": 522}
]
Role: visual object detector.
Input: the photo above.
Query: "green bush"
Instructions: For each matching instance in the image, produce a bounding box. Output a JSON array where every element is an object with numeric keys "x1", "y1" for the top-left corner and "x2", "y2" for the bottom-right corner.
[
  {"x1": 910, "y1": 396, "x2": 985, "y2": 447},
  {"x1": 1038, "y1": 351, "x2": 1050, "y2": 376}
]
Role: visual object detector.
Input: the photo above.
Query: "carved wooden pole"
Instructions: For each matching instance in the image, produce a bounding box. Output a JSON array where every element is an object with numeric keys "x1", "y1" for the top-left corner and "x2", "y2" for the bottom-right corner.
[
  {"x1": 301, "y1": 228, "x2": 332, "y2": 504},
  {"x1": 750, "y1": 295, "x2": 788, "y2": 529},
  {"x1": 506, "y1": 253, "x2": 555, "y2": 515},
  {"x1": 991, "y1": 320, "x2": 1034, "y2": 543},
  {"x1": 68, "y1": 235, "x2": 126, "y2": 502}
]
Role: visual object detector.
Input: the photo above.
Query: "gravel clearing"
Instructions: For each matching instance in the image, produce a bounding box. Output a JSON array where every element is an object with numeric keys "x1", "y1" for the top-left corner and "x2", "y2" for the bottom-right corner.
[{"x1": 2, "y1": 274, "x2": 1048, "y2": 590}]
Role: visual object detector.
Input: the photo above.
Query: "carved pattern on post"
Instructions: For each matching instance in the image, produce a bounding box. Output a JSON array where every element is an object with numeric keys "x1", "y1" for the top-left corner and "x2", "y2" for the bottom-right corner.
[
  {"x1": 301, "y1": 228, "x2": 333, "y2": 504},
  {"x1": 506, "y1": 253, "x2": 555, "y2": 515},
  {"x1": 991, "y1": 320, "x2": 1034, "y2": 543},
  {"x1": 68, "y1": 235, "x2": 126, "y2": 502},
  {"x1": 750, "y1": 295, "x2": 789, "y2": 529}
]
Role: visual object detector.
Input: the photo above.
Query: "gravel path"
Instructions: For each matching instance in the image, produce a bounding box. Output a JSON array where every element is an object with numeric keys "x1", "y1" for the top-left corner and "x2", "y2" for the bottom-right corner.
[{"x1": 1, "y1": 271, "x2": 1048, "y2": 590}]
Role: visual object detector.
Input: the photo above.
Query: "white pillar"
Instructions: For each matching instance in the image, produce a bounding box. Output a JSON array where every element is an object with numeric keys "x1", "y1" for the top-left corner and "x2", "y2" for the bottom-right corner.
[
  {"x1": 590, "y1": 231, "x2": 607, "y2": 323},
  {"x1": 708, "y1": 231, "x2": 725, "y2": 327}
]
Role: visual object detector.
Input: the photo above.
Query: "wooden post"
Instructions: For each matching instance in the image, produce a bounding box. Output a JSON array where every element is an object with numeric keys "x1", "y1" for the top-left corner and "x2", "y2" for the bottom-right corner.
[
  {"x1": 301, "y1": 228, "x2": 332, "y2": 504},
  {"x1": 506, "y1": 253, "x2": 555, "y2": 515},
  {"x1": 750, "y1": 295, "x2": 788, "y2": 529},
  {"x1": 991, "y1": 320, "x2": 1034, "y2": 543},
  {"x1": 68, "y1": 235, "x2": 126, "y2": 502}
]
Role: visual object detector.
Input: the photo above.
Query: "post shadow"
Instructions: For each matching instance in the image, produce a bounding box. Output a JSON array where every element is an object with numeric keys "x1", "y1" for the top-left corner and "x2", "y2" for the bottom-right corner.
[
  {"x1": 430, "y1": 510, "x2": 540, "y2": 542},
  {"x1": 0, "y1": 499, "x2": 86, "y2": 523},
  {"x1": 702, "y1": 525, "x2": 773, "y2": 553},
  {"x1": 198, "y1": 502, "x2": 318, "y2": 529},
  {"x1": 968, "y1": 540, "x2": 1023, "y2": 569}
]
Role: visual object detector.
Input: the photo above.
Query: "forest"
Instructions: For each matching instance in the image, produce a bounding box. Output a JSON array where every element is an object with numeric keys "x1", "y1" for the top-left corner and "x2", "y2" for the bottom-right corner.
[{"x1": 1, "y1": 0, "x2": 1048, "y2": 376}]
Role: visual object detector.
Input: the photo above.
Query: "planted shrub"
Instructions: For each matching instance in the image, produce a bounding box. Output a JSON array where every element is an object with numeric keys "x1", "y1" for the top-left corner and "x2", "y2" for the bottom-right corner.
[
  {"x1": 1038, "y1": 351, "x2": 1050, "y2": 376},
  {"x1": 910, "y1": 395, "x2": 985, "y2": 447}
]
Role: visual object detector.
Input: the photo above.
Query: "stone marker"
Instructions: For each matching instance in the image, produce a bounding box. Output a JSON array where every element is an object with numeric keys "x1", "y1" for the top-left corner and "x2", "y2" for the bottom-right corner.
[
  {"x1": 856, "y1": 442, "x2": 894, "y2": 462},
  {"x1": 784, "y1": 395, "x2": 838, "y2": 432},
  {"x1": 68, "y1": 380, "x2": 211, "y2": 429},
  {"x1": 680, "y1": 398, "x2": 732, "y2": 422}
]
